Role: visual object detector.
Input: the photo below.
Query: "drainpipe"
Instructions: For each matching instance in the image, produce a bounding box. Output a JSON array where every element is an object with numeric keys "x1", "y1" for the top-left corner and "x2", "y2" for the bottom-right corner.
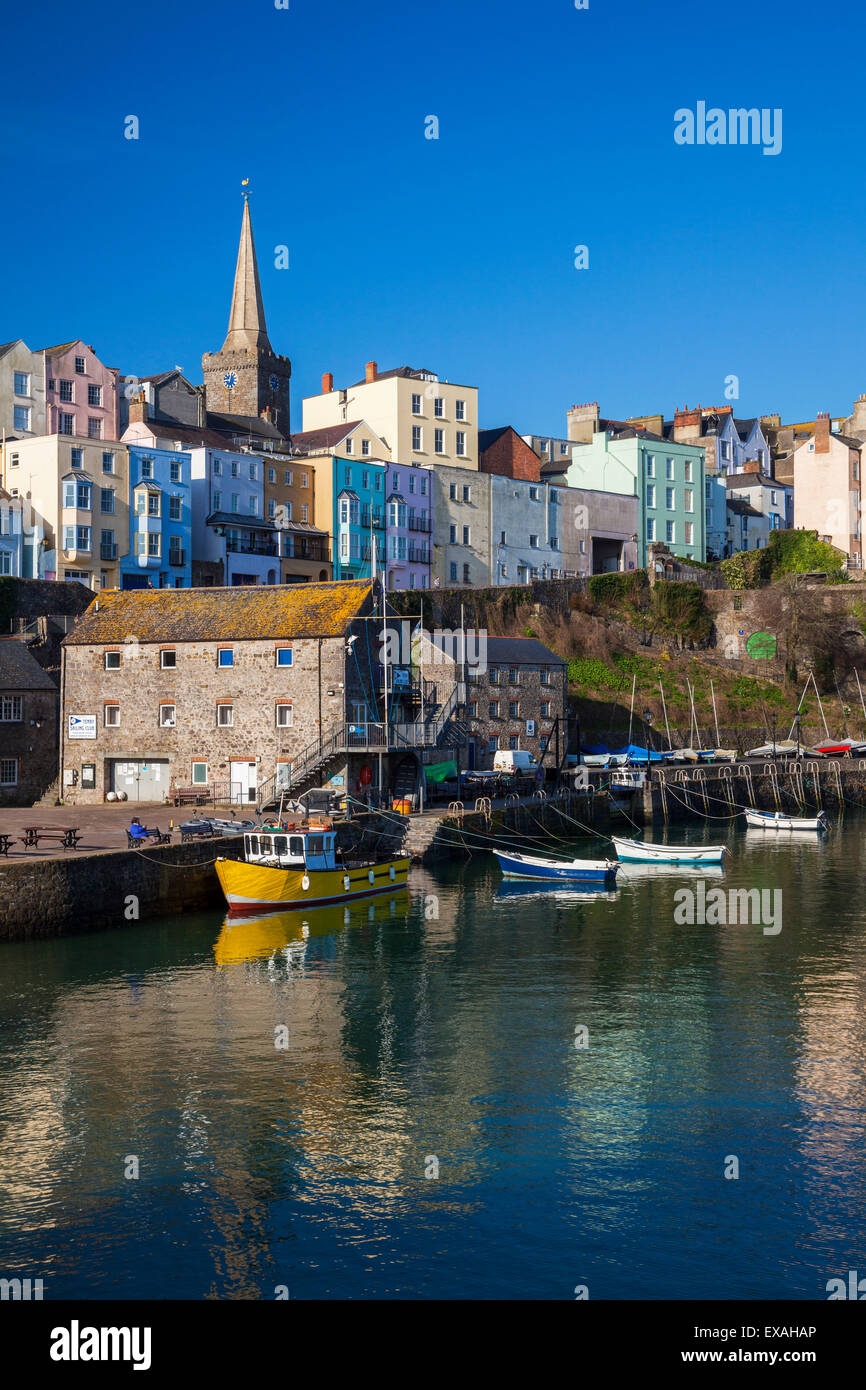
[{"x1": 59, "y1": 641, "x2": 67, "y2": 803}]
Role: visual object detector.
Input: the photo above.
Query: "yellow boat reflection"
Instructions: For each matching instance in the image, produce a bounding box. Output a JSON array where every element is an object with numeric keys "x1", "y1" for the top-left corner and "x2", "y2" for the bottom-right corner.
[{"x1": 214, "y1": 888, "x2": 411, "y2": 966}]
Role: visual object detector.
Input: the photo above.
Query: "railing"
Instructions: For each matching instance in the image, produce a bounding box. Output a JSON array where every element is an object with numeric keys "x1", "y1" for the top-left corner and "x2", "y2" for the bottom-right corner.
[
  {"x1": 361, "y1": 510, "x2": 384, "y2": 530},
  {"x1": 169, "y1": 549, "x2": 185, "y2": 566},
  {"x1": 408, "y1": 546, "x2": 429, "y2": 563},
  {"x1": 99, "y1": 544, "x2": 118, "y2": 560},
  {"x1": 409, "y1": 517, "x2": 432, "y2": 533},
  {"x1": 226, "y1": 539, "x2": 279, "y2": 556}
]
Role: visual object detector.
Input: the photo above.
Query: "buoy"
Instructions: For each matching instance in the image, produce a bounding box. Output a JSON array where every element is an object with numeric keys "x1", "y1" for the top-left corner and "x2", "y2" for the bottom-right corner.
[
  {"x1": 301, "y1": 874, "x2": 310, "y2": 891},
  {"x1": 389, "y1": 864, "x2": 396, "y2": 881},
  {"x1": 368, "y1": 869, "x2": 375, "y2": 884},
  {"x1": 343, "y1": 874, "x2": 351, "y2": 891}
]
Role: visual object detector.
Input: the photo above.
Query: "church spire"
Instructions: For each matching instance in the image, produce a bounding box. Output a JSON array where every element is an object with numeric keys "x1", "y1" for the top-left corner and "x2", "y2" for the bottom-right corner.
[{"x1": 222, "y1": 193, "x2": 272, "y2": 354}]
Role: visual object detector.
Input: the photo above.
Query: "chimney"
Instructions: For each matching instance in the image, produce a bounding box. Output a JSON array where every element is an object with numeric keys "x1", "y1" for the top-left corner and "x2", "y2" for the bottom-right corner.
[
  {"x1": 322, "y1": 371, "x2": 334, "y2": 394},
  {"x1": 128, "y1": 390, "x2": 148, "y2": 424},
  {"x1": 365, "y1": 361, "x2": 378, "y2": 383},
  {"x1": 566, "y1": 400, "x2": 600, "y2": 442},
  {"x1": 815, "y1": 411, "x2": 830, "y2": 454}
]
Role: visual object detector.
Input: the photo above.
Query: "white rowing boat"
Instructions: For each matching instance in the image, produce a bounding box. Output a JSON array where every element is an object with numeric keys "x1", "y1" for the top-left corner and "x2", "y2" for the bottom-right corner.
[
  {"x1": 743, "y1": 808, "x2": 828, "y2": 832},
  {"x1": 611, "y1": 836, "x2": 726, "y2": 865}
]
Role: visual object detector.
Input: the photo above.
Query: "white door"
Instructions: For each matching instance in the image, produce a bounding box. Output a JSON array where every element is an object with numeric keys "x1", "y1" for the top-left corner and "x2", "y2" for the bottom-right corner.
[{"x1": 231, "y1": 760, "x2": 257, "y2": 804}]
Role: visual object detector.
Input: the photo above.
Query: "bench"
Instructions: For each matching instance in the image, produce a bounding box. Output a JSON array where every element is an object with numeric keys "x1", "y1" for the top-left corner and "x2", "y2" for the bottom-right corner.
[
  {"x1": 171, "y1": 788, "x2": 210, "y2": 807},
  {"x1": 0, "y1": 833, "x2": 15, "y2": 857},
  {"x1": 126, "y1": 828, "x2": 172, "y2": 848}
]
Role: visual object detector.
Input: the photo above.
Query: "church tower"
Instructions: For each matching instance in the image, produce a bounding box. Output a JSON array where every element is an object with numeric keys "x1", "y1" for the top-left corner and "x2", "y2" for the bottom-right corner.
[{"x1": 202, "y1": 193, "x2": 292, "y2": 434}]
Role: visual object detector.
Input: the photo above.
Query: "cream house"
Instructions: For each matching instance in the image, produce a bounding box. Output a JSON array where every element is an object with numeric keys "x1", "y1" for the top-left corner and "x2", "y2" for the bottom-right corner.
[
  {"x1": 0, "y1": 434, "x2": 130, "y2": 590},
  {"x1": 302, "y1": 363, "x2": 479, "y2": 471},
  {"x1": 792, "y1": 413, "x2": 863, "y2": 567}
]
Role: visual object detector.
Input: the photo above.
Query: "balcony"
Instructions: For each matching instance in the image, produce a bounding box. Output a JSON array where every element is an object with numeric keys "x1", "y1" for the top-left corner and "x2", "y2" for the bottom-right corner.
[
  {"x1": 100, "y1": 543, "x2": 118, "y2": 561},
  {"x1": 408, "y1": 545, "x2": 429, "y2": 564},
  {"x1": 361, "y1": 509, "x2": 384, "y2": 530},
  {"x1": 409, "y1": 517, "x2": 432, "y2": 533},
  {"x1": 169, "y1": 548, "x2": 186, "y2": 566},
  {"x1": 226, "y1": 539, "x2": 279, "y2": 557}
]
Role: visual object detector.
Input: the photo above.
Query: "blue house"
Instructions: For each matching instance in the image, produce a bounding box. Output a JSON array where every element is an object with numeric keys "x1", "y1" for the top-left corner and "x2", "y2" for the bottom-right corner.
[
  {"x1": 332, "y1": 456, "x2": 387, "y2": 580},
  {"x1": 120, "y1": 445, "x2": 192, "y2": 589},
  {"x1": 0, "y1": 493, "x2": 24, "y2": 576}
]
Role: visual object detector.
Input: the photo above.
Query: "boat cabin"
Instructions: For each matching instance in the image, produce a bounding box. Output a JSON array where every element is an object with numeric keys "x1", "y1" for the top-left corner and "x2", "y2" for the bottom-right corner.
[{"x1": 243, "y1": 826, "x2": 338, "y2": 870}]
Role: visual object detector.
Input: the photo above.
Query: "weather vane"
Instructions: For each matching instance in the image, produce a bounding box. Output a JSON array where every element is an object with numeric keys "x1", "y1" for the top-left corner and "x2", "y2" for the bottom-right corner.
[{"x1": 241, "y1": 177, "x2": 250, "y2": 199}]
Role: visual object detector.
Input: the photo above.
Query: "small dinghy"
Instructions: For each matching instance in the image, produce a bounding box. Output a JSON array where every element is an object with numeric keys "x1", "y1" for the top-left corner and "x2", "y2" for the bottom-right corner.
[
  {"x1": 744, "y1": 808, "x2": 828, "y2": 831},
  {"x1": 493, "y1": 849, "x2": 619, "y2": 883},
  {"x1": 611, "y1": 836, "x2": 726, "y2": 865},
  {"x1": 745, "y1": 740, "x2": 799, "y2": 758}
]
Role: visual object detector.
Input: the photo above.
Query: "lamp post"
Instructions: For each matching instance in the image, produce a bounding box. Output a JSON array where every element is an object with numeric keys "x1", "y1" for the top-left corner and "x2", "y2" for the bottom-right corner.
[{"x1": 771, "y1": 711, "x2": 777, "y2": 761}]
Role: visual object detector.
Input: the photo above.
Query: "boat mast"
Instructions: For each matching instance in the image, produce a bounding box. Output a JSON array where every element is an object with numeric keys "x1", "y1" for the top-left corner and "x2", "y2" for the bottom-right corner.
[{"x1": 711, "y1": 680, "x2": 721, "y2": 747}]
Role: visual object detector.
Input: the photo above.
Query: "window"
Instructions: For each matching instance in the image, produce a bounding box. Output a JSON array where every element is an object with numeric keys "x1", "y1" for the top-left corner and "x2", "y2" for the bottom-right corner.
[
  {"x1": 345, "y1": 437, "x2": 353, "y2": 454},
  {"x1": 75, "y1": 355, "x2": 85, "y2": 374},
  {"x1": 508, "y1": 700, "x2": 520, "y2": 718},
  {"x1": 489, "y1": 735, "x2": 499, "y2": 753},
  {"x1": 449, "y1": 562, "x2": 457, "y2": 581},
  {"x1": 147, "y1": 532, "x2": 160, "y2": 558},
  {"x1": 529, "y1": 535, "x2": 538, "y2": 549},
  {"x1": 104, "y1": 704, "x2": 120, "y2": 726},
  {"x1": 771, "y1": 489, "x2": 778, "y2": 505},
  {"x1": 276, "y1": 703, "x2": 293, "y2": 727},
  {"x1": 217, "y1": 703, "x2": 233, "y2": 726},
  {"x1": 462, "y1": 485, "x2": 470, "y2": 502},
  {"x1": 463, "y1": 526, "x2": 470, "y2": 545},
  {"x1": 684, "y1": 459, "x2": 693, "y2": 482},
  {"x1": 214, "y1": 459, "x2": 222, "y2": 475},
  {"x1": 160, "y1": 649, "x2": 176, "y2": 668},
  {"x1": 102, "y1": 452, "x2": 114, "y2": 474},
  {"x1": 720, "y1": 440, "x2": 730, "y2": 460},
  {"x1": 268, "y1": 498, "x2": 276, "y2": 520},
  {"x1": 449, "y1": 523, "x2": 457, "y2": 543},
  {"x1": 666, "y1": 487, "x2": 675, "y2": 510},
  {"x1": 684, "y1": 522, "x2": 694, "y2": 544},
  {"x1": 666, "y1": 457, "x2": 675, "y2": 479},
  {"x1": 434, "y1": 428, "x2": 444, "y2": 454},
  {"x1": 59, "y1": 413, "x2": 74, "y2": 434},
  {"x1": 88, "y1": 418, "x2": 102, "y2": 438},
  {"x1": 159, "y1": 704, "x2": 176, "y2": 727},
  {"x1": 489, "y1": 700, "x2": 500, "y2": 717},
  {"x1": 463, "y1": 562, "x2": 470, "y2": 583},
  {"x1": 646, "y1": 485, "x2": 655, "y2": 508},
  {"x1": 434, "y1": 396, "x2": 444, "y2": 418},
  {"x1": 59, "y1": 379, "x2": 73, "y2": 402},
  {"x1": 218, "y1": 649, "x2": 234, "y2": 667},
  {"x1": 362, "y1": 439, "x2": 370, "y2": 456},
  {"x1": 0, "y1": 759, "x2": 18, "y2": 786},
  {"x1": 99, "y1": 488, "x2": 114, "y2": 514},
  {"x1": 191, "y1": 762, "x2": 208, "y2": 785},
  {"x1": 530, "y1": 486, "x2": 541, "y2": 501},
  {"x1": 685, "y1": 489, "x2": 693, "y2": 512},
  {"x1": 76, "y1": 526, "x2": 91, "y2": 551},
  {"x1": 490, "y1": 668, "x2": 500, "y2": 685},
  {"x1": 301, "y1": 472, "x2": 309, "y2": 488},
  {"x1": 169, "y1": 495, "x2": 182, "y2": 521},
  {"x1": 456, "y1": 431, "x2": 466, "y2": 457},
  {"x1": 646, "y1": 518, "x2": 655, "y2": 542},
  {"x1": 268, "y1": 467, "x2": 276, "y2": 483},
  {"x1": 646, "y1": 455, "x2": 655, "y2": 477},
  {"x1": 468, "y1": 700, "x2": 478, "y2": 718},
  {"x1": 248, "y1": 496, "x2": 258, "y2": 515},
  {"x1": 284, "y1": 469, "x2": 293, "y2": 486},
  {"x1": 87, "y1": 384, "x2": 102, "y2": 406},
  {"x1": 231, "y1": 460, "x2": 239, "y2": 477},
  {"x1": 104, "y1": 651, "x2": 121, "y2": 669},
  {"x1": 169, "y1": 460, "x2": 181, "y2": 483},
  {"x1": 147, "y1": 493, "x2": 160, "y2": 517},
  {"x1": 13, "y1": 371, "x2": 29, "y2": 396},
  {"x1": 666, "y1": 520, "x2": 675, "y2": 543},
  {"x1": 0, "y1": 695, "x2": 22, "y2": 721},
  {"x1": 509, "y1": 668, "x2": 519, "y2": 684},
  {"x1": 455, "y1": 399, "x2": 465, "y2": 421},
  {"x1": 248, "y1": 462, "x2": 256, "y2": 480},
  {"x1": 412, "y1": 393, "x2": 422, "y2": 415},
  {"x1": 13, "y1": 406, "x2": 30, "y2": 431},
  {"x1": 139, "y1": 457, "x2": 153, "y2": 479},
  {"x1": 213, "y1": 490, "x2": 221, "y2": 510},
  {"x1": 231, "y1": 493, "x2": 240, "y2": 512},
  {"x1": 276, "y1": 647, "x2": 293, "y2": 667},
  {"x1": 412, "y1": 425, "x2": 422, "y2": 451},
  {"x1": 540, "y1": 701, "x2": 551, "y2": 718},
  {"x1": 508, "y1": 735, "x2": 519, "y2": 751},
  {"x1": 169, "y1": 536, "x2": 183, "y2": 565},
  {"x1": 301, "y1": 504, "x2": 308, "y2": 522}
]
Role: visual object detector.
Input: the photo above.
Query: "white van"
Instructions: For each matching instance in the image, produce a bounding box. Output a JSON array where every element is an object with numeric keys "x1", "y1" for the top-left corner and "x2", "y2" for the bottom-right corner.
[{"x1": 493, "y1": 749, "x2": 538, "y2": 774}]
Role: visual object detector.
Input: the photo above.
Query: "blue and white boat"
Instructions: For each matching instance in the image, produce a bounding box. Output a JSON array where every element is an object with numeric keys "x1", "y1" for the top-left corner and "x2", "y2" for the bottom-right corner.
[
  {"x1": 744, "y1": 808, "x2": 828, "y2": 832},
  {"x1": 493, "y1": 849, "x2": 620, "y2": 883},
  {"x1": 611, "y1": 836, "x2": 726, "y2": 865}
]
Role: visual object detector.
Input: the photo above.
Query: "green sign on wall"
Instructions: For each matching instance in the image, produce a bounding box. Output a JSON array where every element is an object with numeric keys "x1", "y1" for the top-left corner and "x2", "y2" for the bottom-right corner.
[{"x1": 746, "y1": 631, "x2": 777, "y2": 659}]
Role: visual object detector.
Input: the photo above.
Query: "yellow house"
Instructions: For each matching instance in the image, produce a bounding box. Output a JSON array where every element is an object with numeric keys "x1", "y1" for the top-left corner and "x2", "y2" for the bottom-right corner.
[
  {"x1": 302, "y1": 363, "x2": 479, "y2": 471},
  {"x1": 0, "y1": 434, "x2": 130, "y2": 590}
]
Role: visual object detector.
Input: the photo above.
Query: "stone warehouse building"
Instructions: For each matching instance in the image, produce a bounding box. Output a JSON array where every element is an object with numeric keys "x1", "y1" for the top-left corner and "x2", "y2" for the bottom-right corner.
[
  {"x1": 422, "y1": 634, "x2": 568, "y2": 771},
  {"x1": 59, "y1": 580, "x2": 466, "y2": 806},
  {"x1": 0, "y1": 638, "x2": 59, "y2": 806}
]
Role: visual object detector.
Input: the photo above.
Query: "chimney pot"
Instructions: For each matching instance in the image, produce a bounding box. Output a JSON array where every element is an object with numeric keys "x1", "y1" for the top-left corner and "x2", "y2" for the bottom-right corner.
[
  {"x1": 322, "y1": 371, "x2": 334, "y2": 394},
  {"x1": 365, "y1": 360, "x2": 378, "y2": 383}
]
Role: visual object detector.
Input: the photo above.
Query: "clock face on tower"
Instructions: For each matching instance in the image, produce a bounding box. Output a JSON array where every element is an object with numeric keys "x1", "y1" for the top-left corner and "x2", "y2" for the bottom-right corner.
[
  {"x1": 223, "y1": 371, "x2": 237, "y2": 390},
  {"x1": 269, "y1": 374, "x2": 280, "y2": 392}
]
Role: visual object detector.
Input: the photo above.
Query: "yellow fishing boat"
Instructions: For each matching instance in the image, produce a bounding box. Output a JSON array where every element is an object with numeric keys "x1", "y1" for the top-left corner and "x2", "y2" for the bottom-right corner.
[{"x1": 215, "y1": 822, "x2": 410, "y2": 915}]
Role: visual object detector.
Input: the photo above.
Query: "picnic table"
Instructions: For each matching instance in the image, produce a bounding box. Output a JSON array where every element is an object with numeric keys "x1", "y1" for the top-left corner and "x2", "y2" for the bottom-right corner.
[
  {"x1": 22, "y1": 825, "x2": 83, "y2": 851},
  {"x1": 0, "y1": 833, "x2": 15, "y2": 856}
]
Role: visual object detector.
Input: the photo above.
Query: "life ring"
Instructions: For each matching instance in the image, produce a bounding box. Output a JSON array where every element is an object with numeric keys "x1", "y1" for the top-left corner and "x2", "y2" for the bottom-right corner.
[
  {"x1": 343, "y1": 874, "x2": 351, "y2": 891},
  {"x1": 301, "y1": 874, "x2": 310, "y2": 891},
  {"x1": 389, "y1": 864, "x2": 396, "y2": 881},
  {"x1": 368, "y1": 869, "x2": 375, "y2": 884}
]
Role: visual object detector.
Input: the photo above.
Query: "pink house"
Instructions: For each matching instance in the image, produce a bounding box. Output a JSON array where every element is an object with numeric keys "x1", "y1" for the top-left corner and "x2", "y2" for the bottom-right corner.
[{"x1": 42, "y1": 340, "x2": 119, "y2": 441}]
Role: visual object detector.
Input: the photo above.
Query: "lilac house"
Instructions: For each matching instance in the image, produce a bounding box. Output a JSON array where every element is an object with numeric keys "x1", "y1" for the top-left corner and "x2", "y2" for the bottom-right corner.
[
  {"x1": 385, "y1": 463, "x2": 432, "y2": 590},
  {"x1": 42, "y1": 340, "x2": 118, "y2": 441}
]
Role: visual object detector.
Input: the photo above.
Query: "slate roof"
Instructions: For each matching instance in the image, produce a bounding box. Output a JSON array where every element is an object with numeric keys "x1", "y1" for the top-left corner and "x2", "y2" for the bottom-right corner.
[
  {"x1": 63, "y1": 580, "x2": 373, "y2": 645},
  {"x1": 205, "y1": 511, "x2": 277, "y2": 530},
  {"x1": 726, "y1": 498, "x2": 763, "y2": 518},
  {"x1": 289, "y1": 422, "x2": 366, "y2": 453},
  {"x1": 427, "y1": 633, "x2": 565, "y2": 666},
  {"x1": 131, "y1": 421, "x2": 241, "y2": 451},
  {"x1": 348, "y1": 366, "x2": 438, "y2": 388},
  {"x1": 0, "y1": 639, "x2": 58, "y2": 691},
  {"x1": 478, "y1": 426, "x2": 512, "y2": 451}
]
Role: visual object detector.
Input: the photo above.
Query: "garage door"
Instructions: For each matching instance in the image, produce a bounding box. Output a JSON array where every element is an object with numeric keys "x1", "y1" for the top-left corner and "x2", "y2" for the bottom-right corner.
[{"x1": 110, "y1": 759, "x2": 169, "y2": 802}]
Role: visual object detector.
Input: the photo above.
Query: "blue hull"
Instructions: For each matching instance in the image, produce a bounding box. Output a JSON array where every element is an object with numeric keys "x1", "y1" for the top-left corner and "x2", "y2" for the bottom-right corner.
[{"x1": 494, "y1": 850, "x2": 618, "y2": 883}]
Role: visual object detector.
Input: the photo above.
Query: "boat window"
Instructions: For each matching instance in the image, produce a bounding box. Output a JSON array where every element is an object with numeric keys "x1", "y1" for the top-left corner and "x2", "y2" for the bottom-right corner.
[
  {"x1": 273, "y1": 835, "x2": 288, "y2": 856},
  {"x1": 248, "y1": 835, "x2": 259, "y2": 856},
  {"x1": 307, "y1": 835, "x2": 324, "y2": 855},
  {"x1": 259, "y1": 836, "x2": 272, "y2": 855},
  {"x1": 289, "y1": 836, "x2": 305, "y2": 858}
]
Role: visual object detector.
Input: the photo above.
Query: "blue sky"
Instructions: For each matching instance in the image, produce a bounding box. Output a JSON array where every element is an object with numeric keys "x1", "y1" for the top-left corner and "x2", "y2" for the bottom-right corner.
[{"x1": 1, "y1": 0, "x2": 863, "y2": 432}]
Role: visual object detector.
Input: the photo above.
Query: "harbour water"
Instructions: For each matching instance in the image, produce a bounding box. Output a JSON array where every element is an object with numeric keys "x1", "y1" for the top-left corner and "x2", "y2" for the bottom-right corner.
[{"x1": 1, "y1": 819, "x2": 865, "y2": 1300}]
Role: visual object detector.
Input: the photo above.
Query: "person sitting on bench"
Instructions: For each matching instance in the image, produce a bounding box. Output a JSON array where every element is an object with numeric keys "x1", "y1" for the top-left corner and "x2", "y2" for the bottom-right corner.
[{"x1": 128, "y1": 818, "x2": 149, "y2": 840}]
